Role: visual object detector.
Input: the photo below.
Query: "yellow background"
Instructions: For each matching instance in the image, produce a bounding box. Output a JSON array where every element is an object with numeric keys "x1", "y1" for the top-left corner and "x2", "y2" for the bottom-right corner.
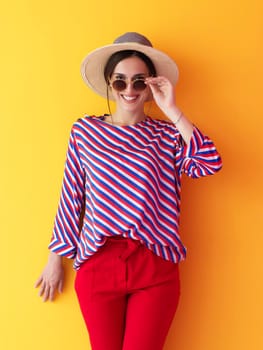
[{"x1": 1, "y1": 0, "x2": 262, "y2": 349}]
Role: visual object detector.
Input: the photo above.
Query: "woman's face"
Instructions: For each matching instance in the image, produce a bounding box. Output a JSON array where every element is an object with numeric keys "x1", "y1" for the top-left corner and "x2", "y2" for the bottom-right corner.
[{"x1": 110, "y1": 56, "x2": 151, "y2": 114}]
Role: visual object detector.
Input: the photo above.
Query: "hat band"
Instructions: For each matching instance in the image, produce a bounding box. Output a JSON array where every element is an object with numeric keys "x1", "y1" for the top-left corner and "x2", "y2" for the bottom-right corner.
[{"x1": 113, "y1": 32, "x2": 153, "y2": 47}]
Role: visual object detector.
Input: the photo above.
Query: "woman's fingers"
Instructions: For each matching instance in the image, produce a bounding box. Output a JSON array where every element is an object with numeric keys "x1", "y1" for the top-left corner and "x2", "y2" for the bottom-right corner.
[
  {"x1": 49, "y1": 285, "x2": 56, "y2": 301},
  {"x1": 35, "y1": 261, "x2": 64, "y2": 302},
  {"x1": 58, "y1": 279, "x2": 64, "y2": 294},
  {"x1": 34, "y1": 275, "x2": 43, "y2": 288},
  {"x1": 145, "y1": 76, "x2": 176, "y2": 113},
  {"x1": 38, "y1": 280, "x2": 56, "y2": 302},
  {"x1": 38, "y1": 281, "x2": 45, "y2": 297},
  {"x1": 146, "y1": 76, "x2": 173, "y2": 97},
  {"x1": 146, "y1": 76, "x2": 171, "y2": 89}
]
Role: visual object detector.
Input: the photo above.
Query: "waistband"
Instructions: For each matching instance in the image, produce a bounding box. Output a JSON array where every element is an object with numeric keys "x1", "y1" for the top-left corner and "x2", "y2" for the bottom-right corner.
[{"x1": 106, "y1": 236, "x2": 142, "y2": 261}]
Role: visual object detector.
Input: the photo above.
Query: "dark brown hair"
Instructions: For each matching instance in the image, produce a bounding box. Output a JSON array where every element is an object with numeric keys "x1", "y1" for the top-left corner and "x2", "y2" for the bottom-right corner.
[{"x1": 104, "y1": 50, "x2": 157, "y2": 83}]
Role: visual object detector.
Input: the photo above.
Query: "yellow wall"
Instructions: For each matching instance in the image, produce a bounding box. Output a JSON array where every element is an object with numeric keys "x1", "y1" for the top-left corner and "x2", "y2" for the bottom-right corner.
[{"x1": 1, "y1": 1, "x2": 262, "y2": 349}]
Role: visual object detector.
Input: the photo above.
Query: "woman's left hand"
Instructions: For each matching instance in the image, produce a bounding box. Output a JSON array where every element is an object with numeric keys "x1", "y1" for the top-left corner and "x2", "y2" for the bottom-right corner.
[{"x1": 145, "y1": 76, "x2": 176, "y2": 115}]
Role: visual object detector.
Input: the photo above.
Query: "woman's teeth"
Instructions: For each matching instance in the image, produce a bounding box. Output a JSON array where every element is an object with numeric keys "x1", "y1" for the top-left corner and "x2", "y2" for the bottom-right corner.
[{"x1": 122, "y1": 95, "x2": 137, "y2": 101}]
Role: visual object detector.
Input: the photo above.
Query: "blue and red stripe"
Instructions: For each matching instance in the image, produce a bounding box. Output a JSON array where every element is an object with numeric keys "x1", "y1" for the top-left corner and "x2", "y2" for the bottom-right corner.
[{"x1": 48, "y1": 115, "x2": 222, "y2": 269}]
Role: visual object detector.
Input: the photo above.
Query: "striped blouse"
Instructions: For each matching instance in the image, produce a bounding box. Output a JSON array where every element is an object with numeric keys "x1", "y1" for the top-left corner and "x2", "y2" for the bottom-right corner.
[{"x1": 48, "y1": 115, "x2": 222, "y2": 270}]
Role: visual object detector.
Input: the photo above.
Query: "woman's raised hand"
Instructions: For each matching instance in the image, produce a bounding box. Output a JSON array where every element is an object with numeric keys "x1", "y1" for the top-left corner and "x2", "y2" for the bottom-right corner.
[{"x1": 146, "y1": 76, "x2": 176, "y2": 115}]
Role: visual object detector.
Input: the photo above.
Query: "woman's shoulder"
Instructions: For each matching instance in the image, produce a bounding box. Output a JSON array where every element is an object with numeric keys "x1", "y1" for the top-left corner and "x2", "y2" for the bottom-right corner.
[
  {"x1": 66, "y1": 115, "x2": 104, "y2": 140},
  {"x1": 76, "y1": 114, "x2": 105, "y2": 124},
  {"x1": 147, "y1": 116, "x2": 173, "y2": 126},
  {"x1": 146, "y1": 116, "x2": 179, "y2": 133},
  {"x1": 72, "y1": 114, "x2": 106, "y2": 129}
]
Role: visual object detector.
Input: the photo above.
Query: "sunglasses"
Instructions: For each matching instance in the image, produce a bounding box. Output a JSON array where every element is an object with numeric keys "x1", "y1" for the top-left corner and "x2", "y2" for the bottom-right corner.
[{"x1": 110, "y1": 78, "x2": 148, "y2": 92}]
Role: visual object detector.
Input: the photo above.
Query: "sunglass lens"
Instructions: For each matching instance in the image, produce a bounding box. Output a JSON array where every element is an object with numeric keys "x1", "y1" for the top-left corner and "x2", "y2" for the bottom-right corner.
[
  {"x1": 133, "y1": 80, "x2": 147, "y2": 91},
  {"x1": 112, "y1": 80, "x2": 126, "y2": 91}
]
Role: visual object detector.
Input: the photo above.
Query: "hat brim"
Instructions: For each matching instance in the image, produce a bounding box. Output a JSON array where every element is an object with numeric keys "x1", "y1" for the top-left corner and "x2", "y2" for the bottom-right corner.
[{"x1": 81, "y1": 42, "x2": 179, "y2": 100}]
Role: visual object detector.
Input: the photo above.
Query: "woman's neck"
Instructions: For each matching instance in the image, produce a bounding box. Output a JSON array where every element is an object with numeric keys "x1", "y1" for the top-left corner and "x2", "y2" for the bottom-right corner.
[{"x1": 110, "y1": 110, "x2": 146, "y2": 126}]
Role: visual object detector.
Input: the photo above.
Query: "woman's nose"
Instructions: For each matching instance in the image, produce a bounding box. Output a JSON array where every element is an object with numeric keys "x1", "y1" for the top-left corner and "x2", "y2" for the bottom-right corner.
[{"x1": 124, "y1": 80, "x2": 135, "y2": 93}]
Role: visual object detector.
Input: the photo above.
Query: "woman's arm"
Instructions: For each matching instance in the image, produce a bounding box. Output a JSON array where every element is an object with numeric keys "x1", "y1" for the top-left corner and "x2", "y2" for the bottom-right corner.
[
  {"x1": 146, "y1": 76, "x2": 222, "y2": 177},
  {"x1": 146, "y1": 76, "x2": 194, "y2": 144},
  {"x1": 48, "y1": 124, "x2": 85, "y2": 257},
  {"x1": 35, "y1": 123, "x2": 85, "y2": 301}
]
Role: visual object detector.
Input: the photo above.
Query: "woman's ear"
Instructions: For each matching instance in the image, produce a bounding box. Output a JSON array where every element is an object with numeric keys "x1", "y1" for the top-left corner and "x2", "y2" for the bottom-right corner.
[{"x1": 107, "y1": 79, "x2": 112, "y2": 89}]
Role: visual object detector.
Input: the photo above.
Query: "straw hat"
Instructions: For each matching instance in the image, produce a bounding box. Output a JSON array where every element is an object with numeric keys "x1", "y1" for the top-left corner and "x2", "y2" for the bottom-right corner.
[{"x1": 81, "y1": 32, "x2": 179, "y2": 100}]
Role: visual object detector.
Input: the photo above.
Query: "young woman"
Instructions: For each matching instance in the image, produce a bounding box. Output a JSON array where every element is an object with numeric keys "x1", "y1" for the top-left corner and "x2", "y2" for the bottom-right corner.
[{"x1": 35, "y1": 32, "x2": 222, "y2": 350}]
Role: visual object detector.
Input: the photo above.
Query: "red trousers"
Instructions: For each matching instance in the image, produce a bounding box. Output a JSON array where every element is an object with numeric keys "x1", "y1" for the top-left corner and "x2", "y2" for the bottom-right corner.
[{"x1": 75, "y1": 237, "x2": 180, "y2": 350}]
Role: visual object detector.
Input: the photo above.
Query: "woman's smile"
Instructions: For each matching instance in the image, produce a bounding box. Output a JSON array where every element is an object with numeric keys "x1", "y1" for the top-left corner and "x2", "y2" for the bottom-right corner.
[{"x1": 121, "y1": 94, "x2": 139, "y2": 102}]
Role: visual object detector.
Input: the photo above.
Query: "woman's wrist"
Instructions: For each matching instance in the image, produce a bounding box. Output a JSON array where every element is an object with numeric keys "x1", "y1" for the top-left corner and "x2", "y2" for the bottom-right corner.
[
  {"x1": 165, "y1": 106, "x2": 184, "y2": 124},
  {"x1": 173, "y1": 111, "x2": 183, "y2": 124},
  {"x1": 48, "y1": 251, "x2": 63, "y2": 265}
]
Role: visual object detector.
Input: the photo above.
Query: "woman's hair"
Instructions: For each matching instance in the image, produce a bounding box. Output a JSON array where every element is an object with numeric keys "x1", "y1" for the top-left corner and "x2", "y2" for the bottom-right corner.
[{"x1": 104, "y1": 50, "x2": 157, "y2": 83}]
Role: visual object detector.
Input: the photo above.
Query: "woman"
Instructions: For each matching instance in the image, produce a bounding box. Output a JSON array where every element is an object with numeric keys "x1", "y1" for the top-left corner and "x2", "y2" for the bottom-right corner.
[{"x1": 35, "y1": 32, "x2": 222, "y2": 350}]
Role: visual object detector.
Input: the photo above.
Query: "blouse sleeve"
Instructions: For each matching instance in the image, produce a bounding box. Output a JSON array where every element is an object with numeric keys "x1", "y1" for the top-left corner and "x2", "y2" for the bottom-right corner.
[
  {"x1": 175, "y1": 126, "x2": 222, "y2": 178},
  {"x1": 48, "y1": 125, "x2": 85, "y2": 258}
]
